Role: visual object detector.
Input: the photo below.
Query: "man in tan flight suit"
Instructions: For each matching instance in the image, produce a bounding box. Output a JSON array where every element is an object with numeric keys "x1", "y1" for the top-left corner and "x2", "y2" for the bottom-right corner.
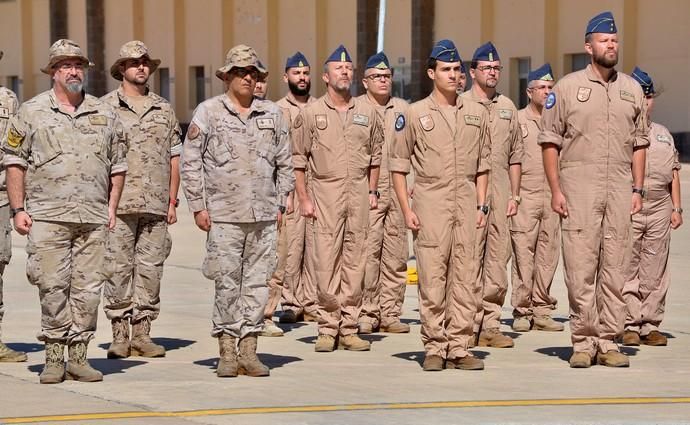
[
  {"x1": 3, "y1": 39, "x2": 128, "y2": 383},
  {"x1": 101, "y1": 41, "x2": 182, "y2": 358},
  {"x1": 391, "y1": 39, "x2": 490, "y2": 371},
  {"x1": 510, "y1": 63, "x2": 563, "y2": 333},
  {"x1": 0, "y1": 50, "x2": 27, "y2": 362},
  {"x1": 181, "y1": 45, "x2": 293, "y2": 377},
  {"x1": 622, "y1": 67, "x2": 682, "y2": 347},
  {"x1": 539, "y1": 12, "x2": 649, "y2": 368},
  {"x1": 275, "y1": 52, "x2": 318, "y2": 325},
  {"x1": 292, "y1": 45, "x2": 384, "y2": 352},
  {"x1": 463, "y1": 42, "x2": 523, "y2": 348},
  {"x1": 358, "y1": 51, "x2": 410, "y2": 335}
]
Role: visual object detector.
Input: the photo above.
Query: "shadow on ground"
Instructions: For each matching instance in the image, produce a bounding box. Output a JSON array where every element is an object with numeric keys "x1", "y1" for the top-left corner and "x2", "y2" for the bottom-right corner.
[
  {"x1": 194, "y1": 354, "x2": 302, "y2": 371},
  {"x1": 98, "y1": 338, "x2": 195, "y2": 352},
  {"x1": 6, "y1": 343, "x2": 43, "y2": 353},
  {"x1": 535, "y1": 346, "x2": 572, "y2": 362},
  {"x1": 28, "y1": 358, "x2": 147, "y2": 376},
  {"x1": 392, "y1": 351, "x2": 424, "y2": 366}
]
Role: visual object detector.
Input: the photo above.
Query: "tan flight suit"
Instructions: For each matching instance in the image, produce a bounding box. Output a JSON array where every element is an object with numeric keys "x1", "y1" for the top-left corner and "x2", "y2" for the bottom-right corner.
[
  {"x1": 101, "y1": 87, "x2": 182, "y2": 323},
  {"x1": 538, "y1": 64, "x2": 649, "y2": 356},
  {"x1": 0, "y1": 86, "x2": 18, "y2": 340},
  {"x1": 359, "y1": 94, "x2": 410, "y2": 329},
  {"x1": 510, "y1": 107, "x2": 559, "y2": 319},
  {"x1": 181, "y1": 94, "x2": 293, "y2": 338},
  {"x1": 390, "y1": 95, "x2": 491, "y2": 360},
  {"x1": 292, "y1": 94, "x2": 384, "y2": 337},
  {"x1": 461, "y1": 90, "x2": 523, "y2": 332},
  {"x1": 264, "y1": 93, "x2": 316, "y2": 320},
  {"x1": 2, "y1": 89, "x2": 128, "y2": 344},
  {"x1": 623, "y1": 122, "x2": 679, "y2": 336}
]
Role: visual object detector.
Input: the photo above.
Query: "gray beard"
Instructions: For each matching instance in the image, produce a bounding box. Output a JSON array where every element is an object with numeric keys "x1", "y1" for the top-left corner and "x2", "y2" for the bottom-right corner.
[{"x1": 66, "y1": 81, "x2": 83, "y2": 93}]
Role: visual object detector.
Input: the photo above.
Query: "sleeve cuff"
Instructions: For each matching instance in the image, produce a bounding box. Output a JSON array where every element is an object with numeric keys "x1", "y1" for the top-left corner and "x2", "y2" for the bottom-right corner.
[
  {"x1": 537, "y1": 131, "x2": 563, "y2": 148},
  {"x1": 187, "y1": 198, "x2": 206, "y2": 212},
  {"x1": 389, "y1": 158, "x2": 411, "y2": 174},
  {"x1": 634, "y1": 137, "x2": 650, "y2": 148},
  {"x1": 2, "y1": 156, "x2": 28, "y2": 169},
  {"x1": 110, "y1": 164, "x2": 128, "y2": 175},
  {"x1": 292, "y1": 155, "x2": 308, "y2": 169},
  {"x1": 170, "y1": 144, "x2": 183, "y2": 157}
]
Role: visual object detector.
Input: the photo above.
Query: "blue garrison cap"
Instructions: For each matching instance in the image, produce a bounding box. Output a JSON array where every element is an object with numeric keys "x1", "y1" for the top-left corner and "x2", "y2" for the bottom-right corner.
[
  {"x1": 528, "y1": 63, "x2": 554, "y2": 83},
  {"x1": 325, "y1": 45, "x2": 352, "y2": 64},
  {"x1": 586, "y1": 11, "x2": 617, "y2": 35},
  {"x1": 631, "y1": 66, "x2": 655, "y2": 96},
  {"x1": 285, "y1": 51, "x2": 310, "y2": 70},
  {"x1": 365, "y1": 51, "x2": 390, "y2": 70},
  {"x1": 429, "y1": 39, "x2": 460, "y2": 62},
  {"x1": 472, "y1": 41, "x2": 500, "y2": 62}
]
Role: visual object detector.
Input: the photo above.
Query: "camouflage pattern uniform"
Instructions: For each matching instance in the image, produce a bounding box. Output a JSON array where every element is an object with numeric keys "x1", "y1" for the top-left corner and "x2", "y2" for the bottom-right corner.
[
  {"x1": 101, "y1": 85, "x2": 181, "y2": 324},
  {"x1": 181, "y1": 46, "x2": 294, "y2": 339},
  {"x1": 2, "y1": 89, "x2": 128, "y2": 344}
]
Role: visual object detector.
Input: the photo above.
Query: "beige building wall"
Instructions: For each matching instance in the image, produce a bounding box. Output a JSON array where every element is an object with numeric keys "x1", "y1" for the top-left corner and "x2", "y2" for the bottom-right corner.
[{"x1": 0, "y1": 0, "x2": 688, "y2": 133}]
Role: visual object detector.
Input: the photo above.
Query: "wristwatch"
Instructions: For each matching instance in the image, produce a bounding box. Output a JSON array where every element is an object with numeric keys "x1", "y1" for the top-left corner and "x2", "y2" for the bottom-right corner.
[
  {"x1": 673, "y1": 207, "x2": 683, "y2": 214},
  {"x1": 369, "y1": 190, "x2": 381, "y2": 199},
  {"x1": 170, "y1": 198, "x2": 180, "y2": 208},
  {"x1": 510, "y1": 195, "x2": 522, "y2": 205},
  {"x1": 477, "y1": 205, "x2": 490, "y2": 215},
  {"x1": 632, "y1": 187, "x2": 646, "y2": 197},
  {"x1": 10, "y1": 207, "x2": 25, "y2": 218},
  {"x1": 278, "y1": 205, "x2": 286, "y2": 214}
]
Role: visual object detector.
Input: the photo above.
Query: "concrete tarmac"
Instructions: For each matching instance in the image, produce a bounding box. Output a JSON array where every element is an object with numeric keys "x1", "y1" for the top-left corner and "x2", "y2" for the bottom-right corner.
[{"x1": 1, "y1": 169, "x2": 689, "y2": 425}]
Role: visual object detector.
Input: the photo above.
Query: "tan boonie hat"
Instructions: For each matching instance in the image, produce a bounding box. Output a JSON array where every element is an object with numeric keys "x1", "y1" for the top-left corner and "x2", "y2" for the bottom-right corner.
[
  {"x1": 41, "y1": 39, "x2": 94, "y2": 74},
  {"x1": 215, "y1": 44, "x2": 267, "y2": 80},
  {"x1": 110, "y1": 40, "x2": 161, "y2": 81}
]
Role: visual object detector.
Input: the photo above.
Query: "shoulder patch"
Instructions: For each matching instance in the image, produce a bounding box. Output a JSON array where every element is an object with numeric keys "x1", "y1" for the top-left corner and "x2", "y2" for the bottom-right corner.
[
  {"x1": 256, "y1": 118, "x2": 275, "y2": 130},
  {"x1": 464, "y1": 115, "x2": 481, "y2": 127},
  {"x1": 7, "y1": 126, "x2": 24, "y2": 148},
  {"x1": 545, "y1": 92, "x2": 556, "y2": 109},
  {"x1": 0, "y1": 107, "x2": 9, "y2": 119},
  {"x1": 577, "y1": 87, "x2": 591, "y2": 102},
  {"x1": 187, "y1": 123, "x2": 200, "y2": 140},
  {"x1": 656, "y1": 133, "x2": 671, "y2": 144},
  {"x1": 419, "y1": 114, "x2": 434, "y2": 131},
  {"x1": 498, "y1": 109, "x2": 513, "y2": 120},
  {"x1": 353, "y1": 114, "x2": 369, "y2": 126},
  {"x1": 395, "y1": 113, "x2": 406, "y2": 131},
  {"x1": 315, "y1": 114, "x2": 328, "y2": 130},
  {"x1": 520, "y1": 123, "x2": 529, "y2": 138},
  {"x1": 620, "y1": 90, "x2": 635, "y2": 103},
  {"x1": 88, "y1": 115, "x2": 108, "y2": 126}
]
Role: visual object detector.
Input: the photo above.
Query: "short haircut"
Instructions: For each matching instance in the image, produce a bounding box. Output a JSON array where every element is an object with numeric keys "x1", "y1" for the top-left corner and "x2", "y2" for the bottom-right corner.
[
  {"x1": 470, "y1": 60, "x2": 479, "y2": 70},
  {"x1": 426, "y1": 58, "x2": 437, "y2": 70},
  {"x1": 585, "y1": 33, "x2": 593, "y2": 44}
]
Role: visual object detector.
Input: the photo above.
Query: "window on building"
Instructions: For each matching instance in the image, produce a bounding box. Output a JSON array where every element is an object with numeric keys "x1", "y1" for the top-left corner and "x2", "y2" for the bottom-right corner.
[
  {"x1": 189, "y1": 66, "x2": 205, "y2": 108},
  {"x1": 155, "y1": 67, "x2": 170, "y2": 101},
  {"x1": 510, "y1": 57, "x2": 531, "y2": 109},
  {"x1": 567, "y1": 53, "x2": 589, "y2": 73}
]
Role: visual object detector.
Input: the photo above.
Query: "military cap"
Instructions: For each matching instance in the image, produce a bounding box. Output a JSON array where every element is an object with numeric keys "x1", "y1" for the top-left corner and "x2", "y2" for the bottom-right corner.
[
  {"x1": 365, "y1": 51, "x2": 391, "y2": 70},
  {"x1": 215, "y1": 44, "x2": 268, "y2": 80},
  {"x1": 472, "y1": 41, "x2": 500, "y2": 62},
  {"x1": 429, "y1": 39, "x2": 460, "y2": 62},
  {"x1": 586, "y1": 11, "x2": 617, "y2": 35},
  {"x1": 109, "y1": 40, "x2": 162, "y2": 81},
  {"x1": 631, "y1": 66, "x2": 655, "y2": 96},
  {"x1": 41, "y1": 39, "x2": 94, "y2": 74},
  {"x1": 325, "y1": 45, "x2": 352, "y2": 64},
  {"x1": 257, "y1": 60, "x2": 269, "y2": 79},
  {"x1": 528, "y1": 63, "x2": 554, "y2": 83},
  {"x1": 285, "y1": 51, "x2": 310, "y2": 70}
]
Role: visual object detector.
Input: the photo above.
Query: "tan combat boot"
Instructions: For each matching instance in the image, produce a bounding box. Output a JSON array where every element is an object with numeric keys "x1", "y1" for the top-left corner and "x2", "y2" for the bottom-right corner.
[
  {"x1": 131, "y1": 317, "x2": 165, "y2": 357},
  {"x1": 216, "y1": 335, "x2": 238, "y2": 377},
  {"x1": 107, "y1": 318, "x2": 130, "y2": 359},
  {"x1": 338, "y1": 334, "x2": 371, "y2": 351},
  {"x1": 622, "y1": 330, "x2": 641, "y2": 346},
  {"x1": 422, "y1": 354, "x2": 444, "y2": 371},
  {"x1": 261, "y1": 319, "x2": 284, "y2": 337},
  {"x1": 478, "y1": 329, "x2": 514, "y2": 348},
  {"x1": 314, "y1": 334, "x2": 336, "y2": 352},
  {"x1": 533, "y1": 316, "x2": 564, "y2": 332},
  {"x1": 39, "y1": 341, "x2": 65, "y2": 384},
  {"x1": 237, "y1": 334, "x2": 269, "y2": 377},
  {"x1": 642, "y1": 331, "x2": 667, "y2": 346},
  {"x1": 303, "y1": 311, "x2": 319, "y2": 322},
  {"x1": 357, "y1": 322, "x2": 375, "y2": 335},
  {"x1": 597, "y1": 350, "x2": 630, "y2": 368},
  {"x1": 66, "y1": 341, "x2": 103, "y2": 382},
  {"x1": 0, "y1": 341, "x2": 28, "y2": 362},
  {"x1": 511, "y1": 317, "x2": 531, "y2": 332},
  {"x1": 445, "y1": 355, "x2": 484, "y2": 370},
  {"x1": 569, "y1": 352, "x2": 592, "y2": 368},
  {"x1": 380, "y1": 321, "x2": 410, "y2": 334}
]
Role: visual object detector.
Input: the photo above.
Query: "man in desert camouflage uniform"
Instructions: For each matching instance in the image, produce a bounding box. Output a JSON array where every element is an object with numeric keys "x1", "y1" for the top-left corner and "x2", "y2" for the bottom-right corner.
[
  {"x1": 3, "y1": 39, "x2": 128, "y2": 383},
  {"x1": 101, "y1": 41, "x2": 182, "y2": 359},
  {"x1": 181, "y1": 44, "x2": 293, "y2": 378},
  {"x1": 0, "y1": 50, "x2": 27, "y2": 363}
]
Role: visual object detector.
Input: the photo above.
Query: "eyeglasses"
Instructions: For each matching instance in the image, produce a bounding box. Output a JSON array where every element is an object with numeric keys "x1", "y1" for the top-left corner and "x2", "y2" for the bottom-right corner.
[
  {"x1": 57, "y1": 63, "x2": 85, "y2": 72},
  {"x1": 477, "y1": 65, "x2": 503, "y2": 73},
  {"x1": 231, "y1": 67, "x2": 259, "y2": 79},
  {"x1": 366, "y1": 74, "x2": 392, "y2": 82}
]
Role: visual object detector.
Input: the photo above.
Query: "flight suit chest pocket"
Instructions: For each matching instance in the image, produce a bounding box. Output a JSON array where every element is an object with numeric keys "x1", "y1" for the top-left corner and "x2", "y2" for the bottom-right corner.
[
  {"x1": 310, "y1": 121, "x2": 333, "y2": 176},
  {"x1": 32, "y1": 128, "x2": 63, "y2": 167}
]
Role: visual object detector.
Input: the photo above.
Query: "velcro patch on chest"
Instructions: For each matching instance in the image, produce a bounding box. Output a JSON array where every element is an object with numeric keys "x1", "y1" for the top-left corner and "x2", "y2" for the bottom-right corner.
[
  {"x1": 656, "y1": 133, "x2": 672, "y2": 144},
  {"x1": 315, "y1": 114, "x2": 328, "y2": 130},
  {"x1": 577, "y1": 87, "x2": 591, "y2": 102},
  {"x1": 152, "y1": 114, "x2": 168, "y2": 125},
  {"x1": 498, "y1": 109, "x2": 513, "y2": 120},
  {"x1": 464, "y1": 114, "x2": 481, "y2": 127},
  {"x1": 88, "y1": 115, "x2": 108, "y2": 126},
  {"x1": 353, "y1": 114, "x2": 370, "y2": 126},
  {"x1": 520, "y1": 123, "x2": 529, "y2": 138},
  {"x1": 395, "y1": 113, "x2": 406, "y2": 131},
  {"x1": 620, "y1": 90, "x2": 635, "y2": 103},
  {"x1": 419, "y1": 115, "x2": 434, "y2": 131},
  {"x1": 256, "y1": 118, "x2": 275, "y2": 130},
  {"x1": 0, "y1": 107, "x2": 9, "y2": 119}
]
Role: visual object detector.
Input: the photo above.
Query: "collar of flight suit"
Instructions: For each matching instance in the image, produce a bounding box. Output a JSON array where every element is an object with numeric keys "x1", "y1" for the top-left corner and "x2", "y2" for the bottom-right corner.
[
  {"x1": 523, "y1": 104, "x2": 542, "y2": 126},
  {"x1": 425, "y1": 92, "x2": 465, "y2": 111},
  {"x1": 115, "y1": 85, "x2": 160, "y2": 116},
  {"x1": 466, "y1": 87, "x2": 500, "y2": 107},
  {"x1": 362, "y1": 92, "x2": 396, "y2": 111},
  {"x1": 284, "y1": 91, "x2": 313, "y2": 108},
  {"x1": 220, "y1": 93, "x2": 271, "y2": 118},
  {"x1": 584, "y1": 63, "x2": 619, "y2": 86},
  {"x1": 48, "y1": 88, "x2": 100, "y2": 116},
  {"x1": 323, "y1": 92, "x2": 355, "y2": 111}
]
